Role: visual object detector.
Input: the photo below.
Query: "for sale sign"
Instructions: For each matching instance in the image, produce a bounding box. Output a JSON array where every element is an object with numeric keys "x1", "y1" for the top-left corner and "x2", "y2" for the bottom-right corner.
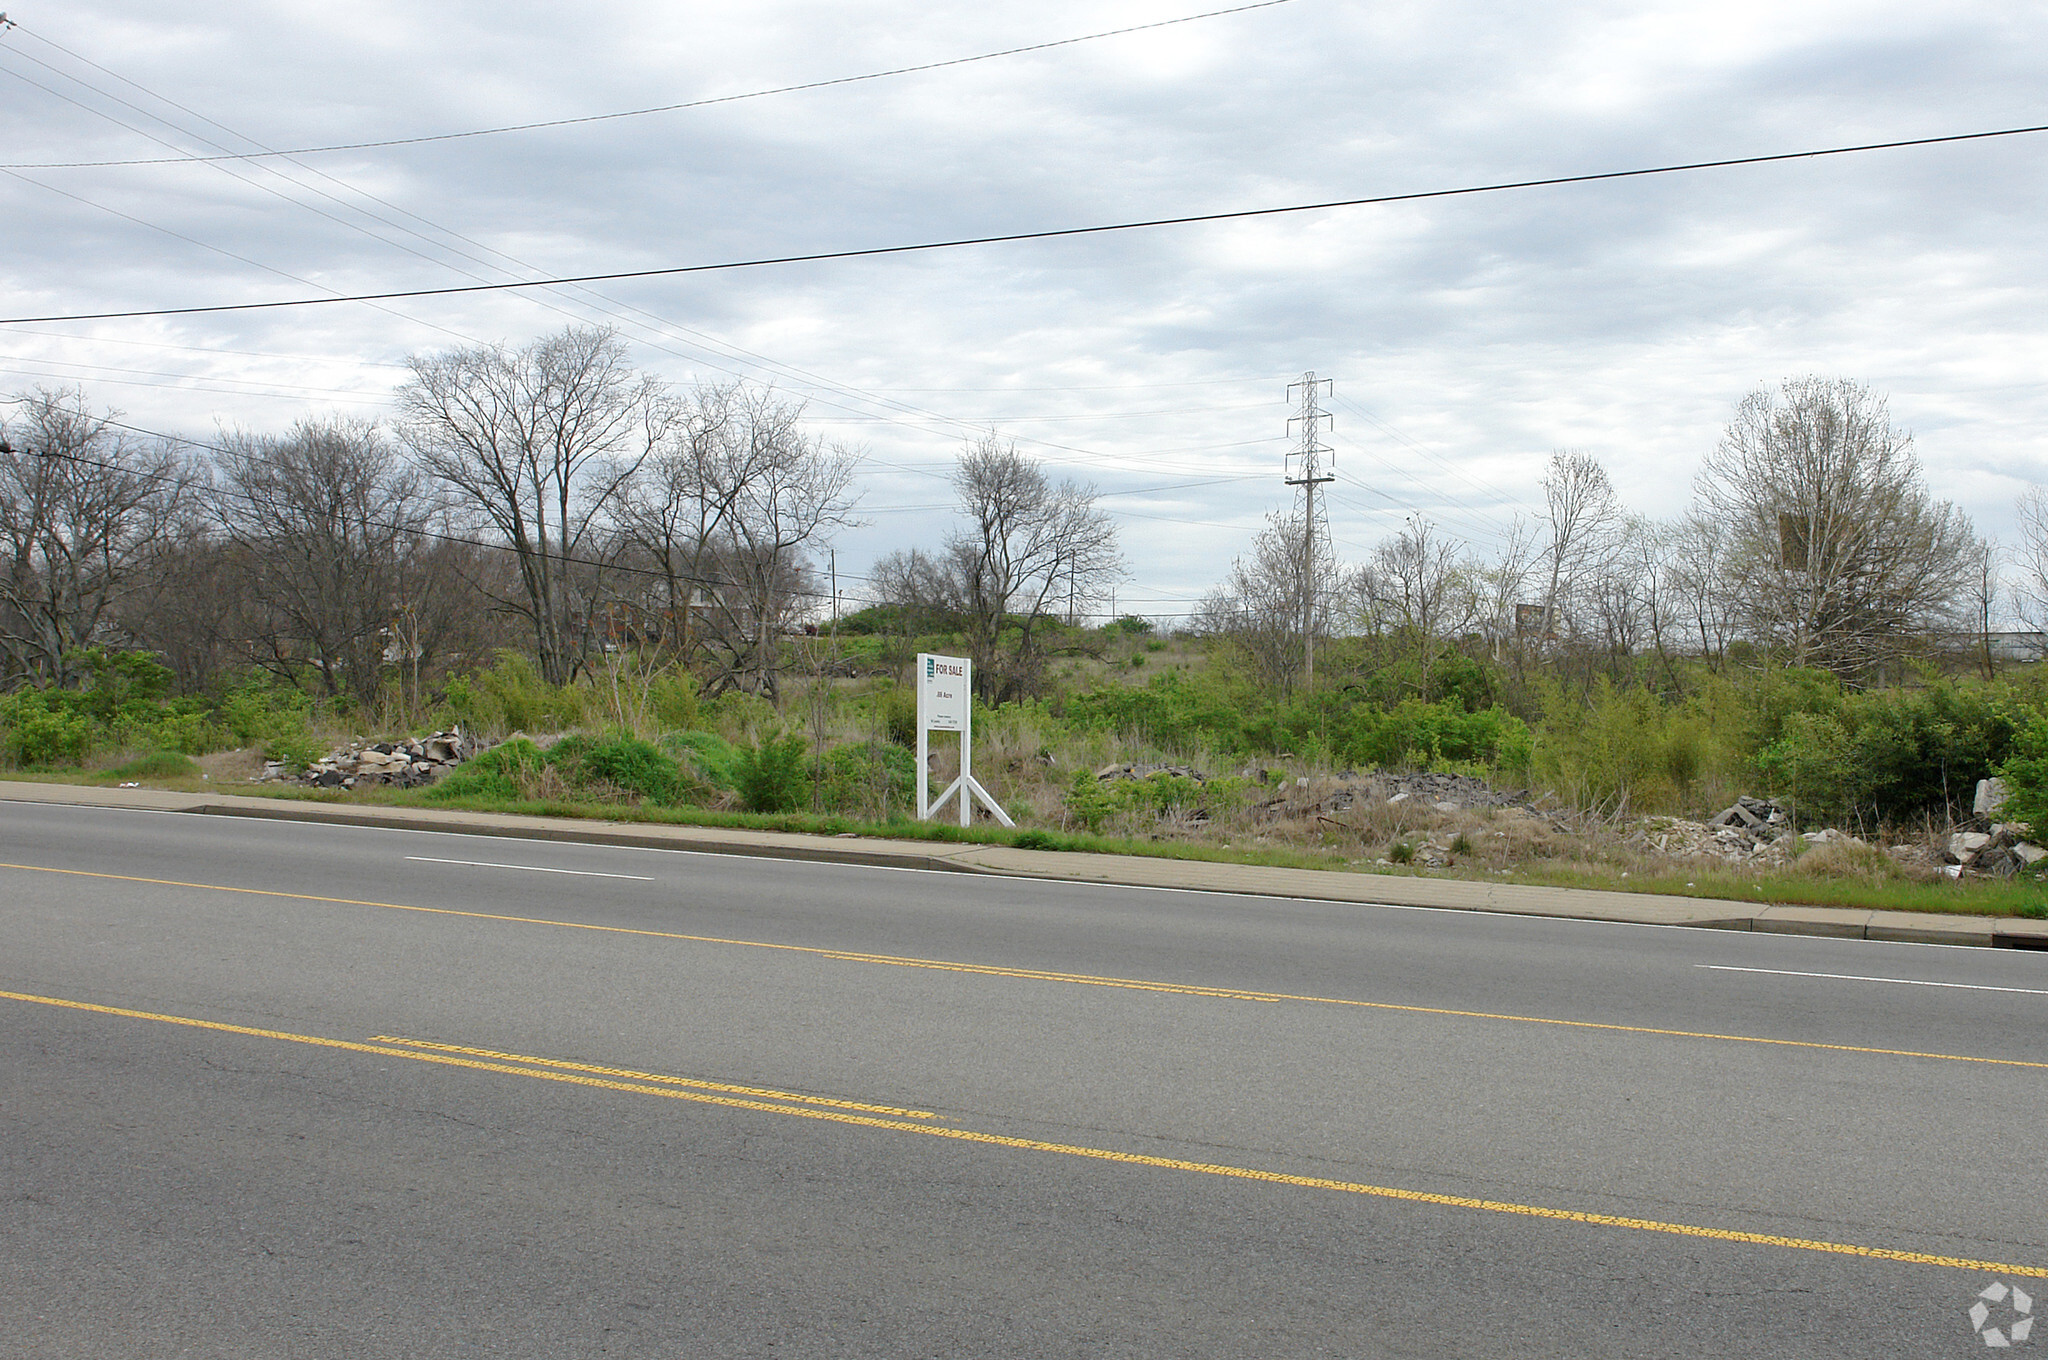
[{"x1": 919, "y1": 654, "x2": 970, "y2": 732}]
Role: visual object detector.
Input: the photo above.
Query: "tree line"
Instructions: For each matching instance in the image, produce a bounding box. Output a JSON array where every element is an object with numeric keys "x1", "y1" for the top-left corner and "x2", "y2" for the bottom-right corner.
[
  {"x1": 5, "y1": 343, "x2": 2039, "y2": 720},
  {"x1": 1202, "y1": 377, "x2": 2037, "y2": 701},
  {"x1": 0, "y1": 325, "x2": 1126, "y2": 709}
]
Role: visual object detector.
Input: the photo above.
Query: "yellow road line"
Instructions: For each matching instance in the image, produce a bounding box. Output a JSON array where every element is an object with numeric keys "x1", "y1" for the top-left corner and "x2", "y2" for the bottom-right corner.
[
  {"x1": 5, "y1": 859, "x2": 2044, "y2": 1072},
  {"x1": 364, "y1": 1034, "x2": 941, "y2": 1119},
  {"x1": 7, "y1": 986, "x2": 2043, "y2": 1281}
]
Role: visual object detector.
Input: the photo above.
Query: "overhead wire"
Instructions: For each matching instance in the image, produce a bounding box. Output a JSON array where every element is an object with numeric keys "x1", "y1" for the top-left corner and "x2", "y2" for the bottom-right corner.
[
  {"x1": 0, "y1": 36, "x2": 1282, "y2": 491},
  {"x1": 9, "y1": 121, "x2": 2047, "y2": 327},
  {"x1": 1329, "y1": 393, "x2": 1531, "y2": 515},
  {"x1": 0, "y1": 1, "x2": 1300, "y2": 169}
]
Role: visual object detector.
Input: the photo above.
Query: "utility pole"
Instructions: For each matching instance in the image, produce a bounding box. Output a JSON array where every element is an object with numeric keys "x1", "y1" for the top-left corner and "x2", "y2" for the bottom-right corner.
[
  {"x1": 829, "y1": 548, "x2": 839, "y2": 638},
  {"x1": 1286, "y1": 371, "x2": 1335, "y2": 691}
]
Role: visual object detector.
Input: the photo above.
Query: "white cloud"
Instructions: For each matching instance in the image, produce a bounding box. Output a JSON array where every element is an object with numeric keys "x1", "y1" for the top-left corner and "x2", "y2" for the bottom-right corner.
[{"x1": 3, "y1": 0, "x2": 2046, "y2": 618}]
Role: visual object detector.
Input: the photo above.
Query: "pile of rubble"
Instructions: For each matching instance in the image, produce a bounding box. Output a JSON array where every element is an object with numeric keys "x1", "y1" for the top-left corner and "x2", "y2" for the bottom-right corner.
[
  {"x1": 266, "y1": 729, "x2": 484, "y2": 789},
  {"x1": 1251, "y1": 770, "x2": 1538, "y2": 822},
  {"x1": 1633, "y1": 795, "x2": 1795, "y2": 864},
  {"x1": 1941, "y1": 824, "x2": 2046, "y2": 878},
  {"x1": 1629, "y1": 781, "x2": 2047, "y2": 878},
  {"x1": 1094, "y1": 761, "x2": 1207, "y2": 784},
  {"x1": 1373, "y1": 770, "x2": 1536, "y2": 810}
]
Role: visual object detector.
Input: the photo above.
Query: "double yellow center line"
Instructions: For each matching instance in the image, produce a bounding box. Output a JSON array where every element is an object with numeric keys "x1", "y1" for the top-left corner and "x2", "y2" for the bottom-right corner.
[{"x1": 6, "y1": 986, "x2": 2043, "y2": 1281}]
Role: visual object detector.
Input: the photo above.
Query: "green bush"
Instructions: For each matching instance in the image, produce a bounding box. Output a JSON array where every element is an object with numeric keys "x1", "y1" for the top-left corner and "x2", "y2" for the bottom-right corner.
[
  {"x1": 647, "y1": 671, "x2": 700, "y2": 731},
  {"x1": 426, "y1": 738, "x2": 551, "y2": 802},
  {"x1": 1531, "y1": 679, "x2": 1711, "y2": 812},
  {"x1": 577, "y1": 734, "x2": 692, "y2": 804},
  {"x1": 1755, "y1": 680, "x2": 2016, "y2": 825},
  {"x1": 443, "y1": 652, "x2": 585, "y2": 735},
  {"x1": 0, "y1": 690, "x2": 92, "y2": 767},
  {"x1": 812, "y1": 741, "x2": 916, "y2": 817},
  {"x1": 1064, "y1": 768, "x2": 1125, "y2": 832},
  {"x1": 134, "y1": 706, "x2": 217, "y2": 755},
  {"x1": 876, "y1": 684, "x2": 917, "y2": 748},
  {"x1": 734, "y1": 731, "x2": 810, "y2": 813},
  {"x1": 1997, "y1": 712, "x2": 2048, "y2": 835},
  {"x1": 70, "y1": 647, "x2": 175, "y2": 720},
  {"x1": 1061, "y1": 768, "x2": 1243, "y2": 832},
  {"x1": 97, "y1": 751, "x2": 201, "y2": 782},
  {"x1": 1338, "y1": 700, "x2": 1532, "y2": 777},
  {"x1": 662, "y1": 730, "x2": 743, "y2": 789},
  {"x1": 217, "y1": 681, "x2": 313, "y2": 749}
]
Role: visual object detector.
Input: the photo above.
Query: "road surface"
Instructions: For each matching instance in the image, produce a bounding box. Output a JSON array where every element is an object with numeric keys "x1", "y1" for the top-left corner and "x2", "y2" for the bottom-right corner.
[{"x1": 4, "y1": 800, "x2": 2045, "y2": 1356}]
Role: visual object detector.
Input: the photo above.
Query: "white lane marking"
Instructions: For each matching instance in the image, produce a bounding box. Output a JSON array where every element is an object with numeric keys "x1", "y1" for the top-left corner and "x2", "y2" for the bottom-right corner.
[
  {"x1": 404, "y1": 855, "x2": 654, "y2": 881},
  {"x1": 1700, "y1": 964, "x2": 2048, "y2": 996}
]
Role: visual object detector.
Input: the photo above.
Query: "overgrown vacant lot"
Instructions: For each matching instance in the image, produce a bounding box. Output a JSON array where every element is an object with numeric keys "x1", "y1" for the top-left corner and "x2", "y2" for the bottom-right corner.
[{"x1": 13, "y1": 637, "x2": 2048, "y2": 919}]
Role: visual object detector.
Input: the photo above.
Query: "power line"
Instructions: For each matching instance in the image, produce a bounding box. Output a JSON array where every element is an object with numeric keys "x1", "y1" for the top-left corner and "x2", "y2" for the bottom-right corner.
[
  {"x1": 1, "y1": 37, "x2": 1278, "y2": 492},
  {"x1": 0, "y1": 1, "x2": 1298, "y2": 169},
  {"x1": 9, "y1": 120, "x2": 2045, "y2": 327}
]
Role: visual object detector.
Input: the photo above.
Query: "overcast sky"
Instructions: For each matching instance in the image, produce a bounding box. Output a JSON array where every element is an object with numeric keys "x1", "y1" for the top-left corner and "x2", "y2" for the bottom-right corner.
[{"x1": 4, "y1": 0, "x2": 2045, "y2": 620}]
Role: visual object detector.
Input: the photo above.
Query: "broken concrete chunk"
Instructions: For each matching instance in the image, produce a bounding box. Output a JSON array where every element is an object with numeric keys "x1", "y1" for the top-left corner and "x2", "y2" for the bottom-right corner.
[{"x1": 1975, "y1": 777, "x2": 2009, "y2": 817}]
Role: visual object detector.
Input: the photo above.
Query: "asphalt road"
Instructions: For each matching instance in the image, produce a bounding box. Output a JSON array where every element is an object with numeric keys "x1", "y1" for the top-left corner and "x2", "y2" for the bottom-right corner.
[{"x1": 4, "y1": 800, "x2": 2046, "y2": 1357}]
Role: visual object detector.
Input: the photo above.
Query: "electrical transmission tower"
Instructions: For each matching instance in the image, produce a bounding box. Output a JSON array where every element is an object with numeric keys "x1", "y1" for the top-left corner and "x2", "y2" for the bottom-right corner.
[{"x1": 1286, "y1": 371, "x2": 1336, "y2": 691}]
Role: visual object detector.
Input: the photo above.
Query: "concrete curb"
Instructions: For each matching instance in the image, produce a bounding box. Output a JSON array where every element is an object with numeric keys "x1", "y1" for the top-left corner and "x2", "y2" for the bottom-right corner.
[{"x1": 5, "y1": 780, "x2": 2046, "y2": 951}]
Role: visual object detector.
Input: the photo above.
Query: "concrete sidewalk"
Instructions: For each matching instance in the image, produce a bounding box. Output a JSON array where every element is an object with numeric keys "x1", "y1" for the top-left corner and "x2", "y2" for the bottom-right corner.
[{"x1": 6, "y1": 779, "x2": 2046, "y2": 950}]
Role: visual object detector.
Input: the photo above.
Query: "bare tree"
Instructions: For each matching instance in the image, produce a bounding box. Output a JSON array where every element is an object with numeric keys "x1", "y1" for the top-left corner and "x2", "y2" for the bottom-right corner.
[
  {"x1": 0, "y1": 388, "x2": 188, "y2": 687},
  {"x1": 1198, "y1": 506, "x2": 1338, "y2": 696},
  {"x1": 113, "y1": 513, "x2": 245, "y2": 694},
  {"x1": 211, "y1": 417, "x2": 444, "y2": 704},
  {"x1": 1665, "y1": 508, "x2": 1736, "y2": 666},
  {"x1": 1964, "y1": 535, "x2": 2001, "y2": 680},
  {"x1": 1694, "y1": 377, "x2": 1978, "y2": 678},
  {"x1": 617, "y1": 383, "x2": 859, "y2": 698},
  {"x1": 2013, "y1": 487, "x2": 2048, "y2": 637},
  {"x1": 1352, "y1": 515, "x2": 1473, "y2": 701},
  {"x1": 1467, "y1": 514, "x2": 1539, "y2": 665},
  {"x1": 1585, "y1": 515, "x2": 1686, "y2": 685},
  {"x1": 396, "y1": 326, "x2": 672, "y2": 685},
  {"x1": 1537, "y1": 449, "x2": 1621, "y2": 648},
  {"x1": 874, "y1": 434, "x2": 1120, "y2": 703}
]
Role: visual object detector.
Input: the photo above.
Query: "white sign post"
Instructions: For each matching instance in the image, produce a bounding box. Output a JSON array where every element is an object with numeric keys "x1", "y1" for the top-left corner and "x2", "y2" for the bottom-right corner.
[{"x1": 916, "y1": 653, "x2": 1013, "y2": 827}]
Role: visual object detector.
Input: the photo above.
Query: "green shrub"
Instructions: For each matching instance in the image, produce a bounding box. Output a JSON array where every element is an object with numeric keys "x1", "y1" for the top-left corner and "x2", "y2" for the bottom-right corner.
[
  {"x1": 443, "y1": 652, "x2": 584, "y2": 735},
  {"x1": 70, "y1": 647, "x2": 174, "y2": 719},
  {"x1": 216, "y1": 681, "x2": 314, "y2": 751},
  {"x1": 0, "y1": 690, "x2": 92, "y2": 767},
  {"x1": 1339, "y1": 700, "x2": 1531, "y2": 777},
  {"x1": 1998, "y1": 712, "x2": 2048, "y2": 836},
  {"x1": 647, "y1": 671, "x2": 700, "y2": 731},
  {"x1": 1754, "y1": 713, "x2": 1857, "y2": 822},
  {"x1": 1064, "y1": 768, "x2": 1125, "y2": 833},
  {"x1": 812, "y1": 741, "x2": 916, "y2": 817},
  {"x1": 97, "y1": 751, "x2": 201, "y2": 782},
  {"x1": 577, "y1": 734, "x2": 691, "y2": 804},
  {"x1": 135, "y1": 706, "x2": 217, "y2": 755},
  {"x1": 426, "y1": 739, "x2": 551, "y2": 802},
  {"x1": 734, "y1": 731, "x2": 810, "y2": 813},
  {"x1": 876, "y1": 684, "x2": 917, "y2": 748},
  {"x1": 1060, "y1": 768, "x2": 1241, "y2": 831},
  {"x1": 662, "y1": 730, "x2": 743, "y2": 789},
  {"x1": 1756, "y1": 680, "x2": 2016, "y2": 825},
  {"x1": 1531, "y1": 679, "x2": 1716, "y2": 812}
]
